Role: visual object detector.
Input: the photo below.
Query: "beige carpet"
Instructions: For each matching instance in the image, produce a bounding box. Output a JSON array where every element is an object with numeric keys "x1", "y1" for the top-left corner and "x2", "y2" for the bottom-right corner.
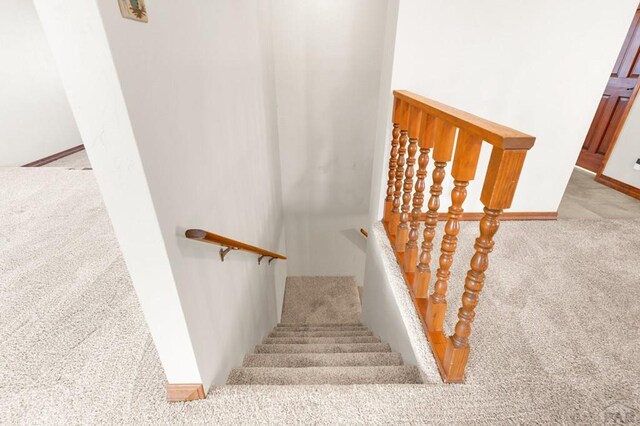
[
  {"x1": 1, "y1": 166, "x2": 640, "y2": 424},
  {"x1": 280, "y1": 276, "x2": 362, "y2": 324},
  {"x1": 41, "y1": 149, "x2": 92, "y2": 169},
  {"x1": 227, "y1": 288, "x2": 421, "y2": 387}
]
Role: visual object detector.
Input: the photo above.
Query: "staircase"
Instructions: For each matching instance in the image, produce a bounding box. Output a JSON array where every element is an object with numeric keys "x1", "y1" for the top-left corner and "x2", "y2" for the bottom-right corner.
[{"x1": 226, "y1": 276, "x2": 422, "y2": 386}]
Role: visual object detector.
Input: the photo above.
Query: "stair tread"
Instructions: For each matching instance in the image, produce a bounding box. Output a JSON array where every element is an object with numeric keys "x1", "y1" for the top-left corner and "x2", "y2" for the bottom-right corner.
[
  {"x1": 226, "y1": 366, "x2": 423, "y2": 385},
  {"x1": 263, "y1": 336, "x2": 380, "y2": 344},
  {"x1": 277, "y1": 323, "x2": 363, "y2": 327},
  {"x1": 255, "y1": 343, "x2": 392, "y2": 354},
  {"x1": 274, "y1": 326, "x2": 369, "y2": 332},
  {"x1": 270, "y1": 330, "x2": 374, "y2": 337},
  {"x1": 242, "y1": 352, "x2": 403, "y2": 367}
]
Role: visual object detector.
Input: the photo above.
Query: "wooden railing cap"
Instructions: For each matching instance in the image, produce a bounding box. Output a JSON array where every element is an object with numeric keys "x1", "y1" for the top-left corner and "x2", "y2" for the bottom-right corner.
[{"x1": 393, "y1": 90, "x2": 535, "y2": 150}]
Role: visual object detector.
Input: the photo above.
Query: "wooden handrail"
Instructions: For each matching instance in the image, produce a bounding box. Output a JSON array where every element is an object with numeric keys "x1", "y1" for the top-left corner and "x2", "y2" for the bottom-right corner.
[
  {"x1": 185, "y1": 229, "x2": 286, "y2": 263},
  {"x1": 383, "y1": 90, "x2": 535, "y2": 384},
  {"x1": 360, "y1": 228, "x2": 368, "y2": 238},
  {"x1": 393, "y1": 90, "x2": 535, "y2": 150}
]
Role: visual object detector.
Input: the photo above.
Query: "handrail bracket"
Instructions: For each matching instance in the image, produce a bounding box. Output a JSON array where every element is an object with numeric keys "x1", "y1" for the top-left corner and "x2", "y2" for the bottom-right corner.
[{"x1": 219, "y1": 246, "x2": 238, "y2": 262}]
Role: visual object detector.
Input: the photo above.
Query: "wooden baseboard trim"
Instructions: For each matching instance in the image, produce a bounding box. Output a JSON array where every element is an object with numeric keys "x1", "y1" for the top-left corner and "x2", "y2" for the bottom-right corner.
[
  {"x1": 22, "y1": 144, "x2": 85, "y2": 167},
  {"x1": 166, "y1": 383, "x2": 205, "y2": 402},
  {"x1": 417, "y1": 211, "x2": 558, "y2": 221},
  {"x1": 595, "y1": 173, "x2": 640, "y2": 201}
]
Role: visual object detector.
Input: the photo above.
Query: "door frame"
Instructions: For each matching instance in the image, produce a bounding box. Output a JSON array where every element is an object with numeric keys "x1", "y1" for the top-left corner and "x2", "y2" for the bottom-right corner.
[
  {"x1": 592, "y1": 79, "x2": 640, "y2": 200},
  {"x1": 594, "y1": 80, "x2": 640, "y2": 178},
  {"x1": 591, "y1": 5, "x2": 640, "y2": 200}
]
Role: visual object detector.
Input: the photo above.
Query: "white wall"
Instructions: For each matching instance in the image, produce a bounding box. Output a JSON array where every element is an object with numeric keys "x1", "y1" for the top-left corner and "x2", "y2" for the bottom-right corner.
[
  {"x1": 370, "y1": 0, "x2": 639, "y2": 220},
  {"x1": 272, "y1": 0, "x2": 388, "y2": 284},
  {"x1": 361, "y1": 232, "x2": 417, "y2": 367},
  {"x1": 0, "y1": 0, "x2": 81, "y2": 166},
  {"x1": 36, "y1": 0, "x2": 284, "y2": 390},
  {"x1": 603, "y1": 99, "x2": 640, "y2": 188},
  {"x1": 283, "y1": 213, "x2": 368, "y2": 285}
]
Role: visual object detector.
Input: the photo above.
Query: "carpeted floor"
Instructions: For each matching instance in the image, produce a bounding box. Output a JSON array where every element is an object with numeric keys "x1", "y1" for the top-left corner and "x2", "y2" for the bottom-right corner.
[
  {"x1": 41, "y1": 149, "x2": 92, "y2": 169},
  {"x1": 1, "y1": 166, "x2": 640, "y2": 425}
]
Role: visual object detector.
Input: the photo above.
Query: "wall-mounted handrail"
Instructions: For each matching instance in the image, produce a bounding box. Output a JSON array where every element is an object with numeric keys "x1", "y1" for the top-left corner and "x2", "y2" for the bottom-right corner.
[{"x1": 185, "y1": 229, "x2": 286, "y2": 263}]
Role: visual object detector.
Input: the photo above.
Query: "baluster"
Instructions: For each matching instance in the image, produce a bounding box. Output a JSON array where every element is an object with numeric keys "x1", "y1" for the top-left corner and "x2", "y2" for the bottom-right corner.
[
  {"x1": 426, "y1": 129, "x2": 483, "y2": 332},
  {"x1": 443, "y1": 147, "x2": 526, "y2": 381},
  {"x1": 414, "y1": 119, "x2": 456, "y2": 299},
  {"x1": 404, "y1": 114, "x2": 434, "y2": 277},
  {"x1": 395, "y1": 106, "x2": 422, "y2": 253},
  {"x1": 384, "y1": 98, "x2": 402, "y2": 225},
  {"x1": 389, "y1": 101, "x2": 410, "y2": 237}
]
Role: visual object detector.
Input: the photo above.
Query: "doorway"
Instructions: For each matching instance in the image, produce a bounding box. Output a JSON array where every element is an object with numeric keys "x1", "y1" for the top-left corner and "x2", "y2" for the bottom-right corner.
[{"x1": 576, "y1": 5, "x2": 640, "y2": 174}]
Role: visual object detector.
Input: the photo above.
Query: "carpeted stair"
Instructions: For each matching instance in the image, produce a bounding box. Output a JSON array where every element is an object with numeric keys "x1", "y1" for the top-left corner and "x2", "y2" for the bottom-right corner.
[
  {"x1": 226, "y1": 276, "x2": 422, "y2": 386},
  {"x1": 227, "y1": 322, "x2": 422, "y2": 385}
]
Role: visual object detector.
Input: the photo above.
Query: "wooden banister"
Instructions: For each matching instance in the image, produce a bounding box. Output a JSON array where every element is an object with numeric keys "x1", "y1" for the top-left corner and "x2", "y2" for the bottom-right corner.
[
  {"x1": 383, "y1": 90, "x2": 535, "y2": 383},
  {"x1": 185, "y1": 229, "x2": 286, "y2": 263},
  {"x1": 393, "y1": 90, "x2": 534, "y2": 150}
]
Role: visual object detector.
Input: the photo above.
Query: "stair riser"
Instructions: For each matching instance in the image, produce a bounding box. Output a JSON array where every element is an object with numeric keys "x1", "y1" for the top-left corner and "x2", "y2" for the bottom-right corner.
[
  {"x1": 263, "y1": 336, "x2": 380, "y2": 344},
  {"x1": 226, "y1": 366, "x2": 422, "y2": 385},
  {"x1": 242, "y1": 353, "x2": 404, "y2": 367},
  {"x1": 274, "y1": 326, "x2": 369, "y2": 332},
  {"x1": 270, "y1": 331, "x2": 374, "y2": 338},
  {"x1": 255, "y1": 343, "x2": 392, "y2": 354},
  {"x1": 277, "y1": 323, "x2": 363, "y2": 328}
]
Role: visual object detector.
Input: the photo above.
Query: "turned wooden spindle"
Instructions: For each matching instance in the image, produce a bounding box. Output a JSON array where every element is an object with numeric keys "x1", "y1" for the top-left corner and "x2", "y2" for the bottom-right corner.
[
  {"x1": 404, "y1": 114, "x2": 435, "y2": 277},
  {"x1": 396, "y1": 106, "x2": 422, "y2": 253},
  {"x1": 426, "y1": 130, "x2": 483, "y2": 332},
  {"x1": 442, "y1": 146, "x2": 527, "y2": 381},
  {"x1": 384, "y1": 99, "x2": 402, "y2": 225},
  {"x1": 389, "y1": 101, "x2": 410, "y2": 237},
  {"x1": 414, "y1": 119, "x2": 456, "y2": 299}
]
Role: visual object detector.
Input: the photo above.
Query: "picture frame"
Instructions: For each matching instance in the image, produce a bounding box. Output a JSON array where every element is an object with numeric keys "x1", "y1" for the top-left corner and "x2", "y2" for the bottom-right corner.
[{"x1": 118, "y1": 0, "x2": 148, "y2": 23}]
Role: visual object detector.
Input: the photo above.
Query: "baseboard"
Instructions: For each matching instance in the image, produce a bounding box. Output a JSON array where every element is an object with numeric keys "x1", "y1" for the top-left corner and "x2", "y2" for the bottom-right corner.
[
  {"x1": 22, "y1": 144, "x2": 85, "y2": 167},
  {"x1": 166, "y1": 383, "x2": 205, "y2": 402},
  {"x1": 417, "y1": 211, "x2": 558, "y2": 221},
  {"x1": 595, "y1": 173, "x2": 640, "y2": 201}
]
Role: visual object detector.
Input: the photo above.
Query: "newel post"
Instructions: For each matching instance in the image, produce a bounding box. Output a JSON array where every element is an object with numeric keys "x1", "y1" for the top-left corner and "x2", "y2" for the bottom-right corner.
[{"x1": 442, "y1": 146, "x2": 527, "y2": 381}]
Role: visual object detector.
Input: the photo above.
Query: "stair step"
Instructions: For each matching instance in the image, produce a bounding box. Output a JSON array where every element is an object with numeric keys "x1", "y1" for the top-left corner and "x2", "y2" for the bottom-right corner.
[
  {"x1": 255, "y1": 343, "x2": 391, "y2": 354},
  {"x1": 277, "y1": 322, "x2": 363, "y2": 328},
  {"x1": 270, "y1": 330, "x2": 374, "y2": 338},
  {"x1": 226, "y1": 366, "x2": 422, "y2": 385},
  {"x1": 263, "y1": 336, "x2": 380, "y2": 344},
  {"x1": 274, "y1": 325, "x2": 369, "y2": 332},
  {"x1": 242, "y1": 352, "x2": 404, "y2": 367}
]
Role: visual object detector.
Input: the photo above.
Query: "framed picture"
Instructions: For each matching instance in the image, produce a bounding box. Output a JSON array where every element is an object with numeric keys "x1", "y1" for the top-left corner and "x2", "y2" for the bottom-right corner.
[{"x1": 118, "y1": 0, "x2": 148, "y2": 23}]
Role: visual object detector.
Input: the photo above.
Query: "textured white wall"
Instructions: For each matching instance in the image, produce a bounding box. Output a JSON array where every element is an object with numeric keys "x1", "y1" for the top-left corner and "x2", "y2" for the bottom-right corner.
[
  {"x1": 36, "y1": 0, "x2": 284, "y2": 390},
  {"x1": 604, "y1": 99, "x2": 640, "y2": 188},
  {"x1": 34, "y1": 0, "x2": 201, "y2": 386},
  {"x1": 363, "y1": 0, "x2": 638, "y2": 370},
  {"x1": 272, "y1": 0, "x2": 388, "y2": 284},
  {"x1": 0, "y1": 0, "x2": 81, "y2": 166},
  {"x1": 369, "y1": 0, "x2": 639, "y2": 219},
  {"x1": 283, "y1": 213, "x2": 368, "y2": 285}
]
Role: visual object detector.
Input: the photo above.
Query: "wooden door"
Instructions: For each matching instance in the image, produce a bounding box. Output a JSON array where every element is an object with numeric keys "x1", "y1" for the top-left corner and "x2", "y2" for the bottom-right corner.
[{"x1": 577, "y1": 6, "x2": 640, "y2": 173}]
